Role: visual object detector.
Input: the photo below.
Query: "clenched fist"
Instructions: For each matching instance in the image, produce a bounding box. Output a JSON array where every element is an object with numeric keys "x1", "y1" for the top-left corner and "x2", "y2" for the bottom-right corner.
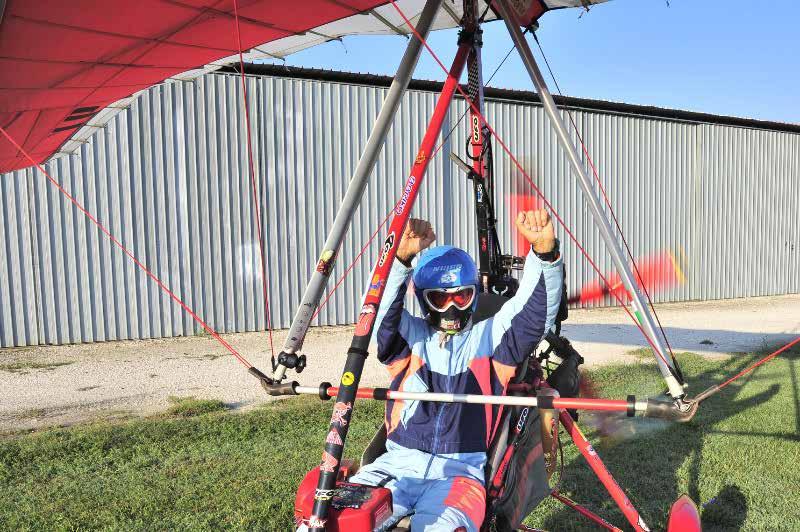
[
  {"x1": 515, "y1": 209, "x2": 556, "y2": 255},
  {"x1": 397, "y1": 218, "x2": 436, "y2": 263}
]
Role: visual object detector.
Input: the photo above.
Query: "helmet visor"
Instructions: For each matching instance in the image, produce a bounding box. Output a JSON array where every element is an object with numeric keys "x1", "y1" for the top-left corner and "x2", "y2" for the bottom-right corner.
[{"x1": 422, "y1": 286, "x2": 476, "y2": 312}]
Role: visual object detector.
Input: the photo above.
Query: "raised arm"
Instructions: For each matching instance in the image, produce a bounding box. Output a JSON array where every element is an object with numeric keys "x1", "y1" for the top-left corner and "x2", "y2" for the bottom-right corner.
[
  {"x1": 489, "y1": 210, "x2": 563, "y2": 366},
  {"x1": 372, "y1": 219, "x2": 435, "y2": 365}
]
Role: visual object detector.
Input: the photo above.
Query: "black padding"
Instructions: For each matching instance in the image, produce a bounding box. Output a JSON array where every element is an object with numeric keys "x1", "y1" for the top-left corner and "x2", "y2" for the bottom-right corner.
[
  {"x1": 319, "y1": 382, "x2": 332, "y2": 400},
  {"x1": 472, "y1": 292, "x2": 510, "y2": 323},
  {"x1": 536, "y1": 395, "x2": 554, "y2": 409},
  {"x1": 374, "y1": 388, "x2": 389, "y2": 400},
  {"x1": 360, "y1": 424, "x2": 388, "y2": 468}
]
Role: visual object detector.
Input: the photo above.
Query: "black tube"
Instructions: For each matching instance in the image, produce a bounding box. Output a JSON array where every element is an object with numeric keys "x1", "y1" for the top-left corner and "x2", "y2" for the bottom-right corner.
[
  {"x1": 644, "y1": 398, "x2": 698, "y2": 422},
  {"x1": 347, "y1": 347, "x2": 370, "y2": 358},
  {"x1": 260, "y1": 380, "x2": 298, "y2": 397},
  {"x1": 537, "y1": 395, "x2": 554, "y2": 409},
  {"x1": 319, "y1": 382, "x2": 332, "y2": 401},
  {"x1": 248, "y1": 366, "x2": 271, "y2": 383},
  {"x1": 626, "y1": 395, "x2": 636, "y2": 417}
]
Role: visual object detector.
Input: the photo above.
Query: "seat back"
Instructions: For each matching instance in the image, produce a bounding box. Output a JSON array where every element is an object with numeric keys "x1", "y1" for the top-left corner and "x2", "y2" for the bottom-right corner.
[
  {"x1": 472, "y1": 292, "x2": 509, "y2": 323},
  {"x1": 360, "y1": 424, "x2": 388, "y2": 468}
]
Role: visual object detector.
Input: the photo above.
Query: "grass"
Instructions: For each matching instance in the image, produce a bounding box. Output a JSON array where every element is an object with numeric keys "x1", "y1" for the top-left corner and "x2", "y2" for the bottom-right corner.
[
  {"x1": 164, "y1": 396, "x2": 228, "y2": 417},
  {"x1": 0, "y1": 360, "x2": 73, "y2": 374},
  {"x1": 0, "y1": 348, "x2": 797, "y2": 531}
]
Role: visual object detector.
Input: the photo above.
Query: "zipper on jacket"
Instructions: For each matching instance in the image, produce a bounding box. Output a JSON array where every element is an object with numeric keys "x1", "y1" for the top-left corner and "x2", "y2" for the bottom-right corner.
[{"x1": 430, "y1": 339, "x2": 453, "y2": 460}]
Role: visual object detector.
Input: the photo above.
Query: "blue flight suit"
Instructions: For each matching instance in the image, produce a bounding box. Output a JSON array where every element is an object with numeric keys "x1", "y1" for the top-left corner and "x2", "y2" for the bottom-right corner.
[{"x1": 349, "y1": 248, "x2": 563, "y2": 531}]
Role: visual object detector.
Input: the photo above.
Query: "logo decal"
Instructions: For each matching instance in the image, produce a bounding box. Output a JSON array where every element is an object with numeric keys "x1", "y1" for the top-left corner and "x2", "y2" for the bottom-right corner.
[
  {"x1": 378, "y1": 232, "x2": 395, "y2": 267},
  {"x1": 307, "y1": 515, "x2": 327, "y2": 528},
  {"x1": 320, "y1": 451, "x2": 338, "y2": 473},
  {"x1": 315, "y1": 249, "x2": 336, "y2": 276},
  {"x1": 395, "y1": 176, "x2": 416, "y2": 215},
  {"x1": 414, "y1": 150, "x2": 426, "y2": 164},
  {"x1": 367, "y1": 274, "x2": 384, "y2": 297},
  {"x1": 472, "y1": 115, "x2": 481, "y2": 143},
  {"x1": 374, "y1": 500, "x2": 392, "y2": 527},
  {"x1": 326, "y1": 429, "x2": 343, "y2": 446},
  {"x1": 355, "y1": 304, "x2": 377, "y2": 337},
  {"x1": 440, "y1": 317, "x2": 463, "y2": 331},
  {"x1": 314, "y1": 488, "x2": 335, "y2": 501},
  {"x1": 516, "y1": 407, "x2": 530, "y2": 431},
  {"x1": 341, "y1": 372, "x2": 355, "y2": 386},
  {"x1": 431, "y1": 263, "x2": 462, "y2": 273},
  {"x1": 491, "y1": 284, "x2": 509, "y2": 296},
  {"x1": 476, "y1": 183, "x2": 484, "y2": 203},
  {"x1": 332, "y1": 401, "x2": 352, "y2": 426},
  {"x1": 439, "y1": 270, "x2": 459, "y2": 284}
]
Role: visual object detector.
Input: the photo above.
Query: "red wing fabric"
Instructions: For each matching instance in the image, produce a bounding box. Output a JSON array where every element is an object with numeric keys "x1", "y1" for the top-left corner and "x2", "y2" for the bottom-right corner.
[
  {"x1": 0, "y1": 0, "x2": 608, "y2": 173},
  {"x1": 0, "y1": 0, "x2": 386, "y2": 172}
]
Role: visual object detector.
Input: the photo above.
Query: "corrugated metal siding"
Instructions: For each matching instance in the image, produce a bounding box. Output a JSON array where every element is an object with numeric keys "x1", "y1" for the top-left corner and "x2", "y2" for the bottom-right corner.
[
  {"x1": 1, "y1": 72, "x2": 798, "y2": 347},
  {"x1": 698, "y1": 125, "x2": 800, "y2": 301},
  {"x1": 790, "y1": 138, "x2": 800, "y2": 294},
  {"x1": 0, "y1": 170, "x2": 38, "y2": 346}
]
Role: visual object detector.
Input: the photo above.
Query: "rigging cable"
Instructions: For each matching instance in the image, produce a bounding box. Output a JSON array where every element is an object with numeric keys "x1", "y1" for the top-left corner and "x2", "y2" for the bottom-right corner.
[
  {"x1": 233, "y1": 0, "x2": 276, "y2": 369},
  {"x1": 388, "y1": 0, "x2": 682, "y2": 380},
  {"x1": 0, "y1": 126, "x2": 256, "y2": 370},
  {"x1": 389, "y1": 0, "x2": 800, "y2": 395},
  {"x1": 708, "y1": 336, "x2": 800, "y2": 394},
  {"x1": 304, "y1": 36, "x2": 524, "y2": 323},
  {"x1": 530, "y1": 30, "x2": 683, "y2": 380}
]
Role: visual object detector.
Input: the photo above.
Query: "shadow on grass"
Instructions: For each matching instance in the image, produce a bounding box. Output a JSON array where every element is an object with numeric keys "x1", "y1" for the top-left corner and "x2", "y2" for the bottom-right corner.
[{"x1": 537, "y1": 347, "x2": 799, "y2": 531}]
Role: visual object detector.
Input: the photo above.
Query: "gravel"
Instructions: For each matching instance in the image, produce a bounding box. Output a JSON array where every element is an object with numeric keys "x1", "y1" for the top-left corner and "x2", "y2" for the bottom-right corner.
[{"x1": 1, "y1": 294, "x2": 798, "y2": 432}]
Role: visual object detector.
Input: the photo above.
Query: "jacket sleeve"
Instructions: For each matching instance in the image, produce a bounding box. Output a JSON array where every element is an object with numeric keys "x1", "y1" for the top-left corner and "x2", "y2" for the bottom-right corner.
[
  {"x1": 370, "y1": 262, "x2": 428, "y2": 365},
  {"x1": 488, "y1": 248, "x2": 564, "y2": 366}
]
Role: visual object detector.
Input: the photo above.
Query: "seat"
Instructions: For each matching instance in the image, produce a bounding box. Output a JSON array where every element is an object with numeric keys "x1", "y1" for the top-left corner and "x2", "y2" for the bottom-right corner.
[
  {"x1": 472, "y1": 292, "x2": 509, "y2": 323},
  {"x1": 360, "y1": 423, "x2": 388, "y2": 469}
]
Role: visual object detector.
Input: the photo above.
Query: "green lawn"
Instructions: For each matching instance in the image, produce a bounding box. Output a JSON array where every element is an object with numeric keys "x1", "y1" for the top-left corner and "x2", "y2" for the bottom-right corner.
[{"x1": 0, "y1": 347, "x2": 797, "y2": 531}]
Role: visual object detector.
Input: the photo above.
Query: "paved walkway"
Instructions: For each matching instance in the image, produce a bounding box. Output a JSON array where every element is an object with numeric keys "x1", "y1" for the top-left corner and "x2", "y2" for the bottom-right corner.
[{"x1": 1, "y1": 294, "x2": 798, "y2": 431}]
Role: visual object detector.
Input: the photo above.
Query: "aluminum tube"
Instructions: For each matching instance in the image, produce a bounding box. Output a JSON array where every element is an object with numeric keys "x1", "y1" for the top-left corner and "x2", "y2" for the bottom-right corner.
[
  {"x1": 273, "y1": 0, "x2": 443, "y2": 381},
  {"x1": 495, "y1": 0, "x2": 684, "y2": 399},
  {"x1": 295, "y1": 386, "x2": 637, "y2": 412}
]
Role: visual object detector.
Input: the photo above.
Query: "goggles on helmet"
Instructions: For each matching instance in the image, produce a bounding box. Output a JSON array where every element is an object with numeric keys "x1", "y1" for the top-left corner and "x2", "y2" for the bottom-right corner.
[{"x1": 422, "y1": 286, "x2": 476, "y2": 312}]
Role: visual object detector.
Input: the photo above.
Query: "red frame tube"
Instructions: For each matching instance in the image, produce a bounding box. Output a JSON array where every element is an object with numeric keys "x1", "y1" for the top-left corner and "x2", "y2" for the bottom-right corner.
[
  {"x1": 358, "y1": 43, "x2": 471, "y2": 311},
  {"x1": 553, "y1": 398, "x2": 628, "y2": 412},
  {"x1": 307, "y1": 41, "x2": 472, "y2": 531},
  {"x1": 551, "y1": 492, "x2": 623, "y2": 532},
  {"x1": 560, "y1": 411, "x2": 648, "y2": 531}
]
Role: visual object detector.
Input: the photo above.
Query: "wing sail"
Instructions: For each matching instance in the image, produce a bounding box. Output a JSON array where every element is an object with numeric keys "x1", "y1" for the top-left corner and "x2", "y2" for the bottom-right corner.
[{"x1": 0, "y1": 0, "x2": 607, "y2": 172}]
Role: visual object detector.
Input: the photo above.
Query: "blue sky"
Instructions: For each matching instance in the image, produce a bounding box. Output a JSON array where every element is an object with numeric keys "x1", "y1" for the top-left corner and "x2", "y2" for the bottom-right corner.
[{"x1": 262, "y1": 0, "x2": 799, "y2": 124}]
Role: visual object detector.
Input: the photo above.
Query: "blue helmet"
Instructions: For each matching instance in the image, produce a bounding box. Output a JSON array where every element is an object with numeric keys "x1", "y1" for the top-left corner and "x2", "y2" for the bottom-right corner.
[{"x1": 413, "y1": 246, "x2": 479, "y2": 332}]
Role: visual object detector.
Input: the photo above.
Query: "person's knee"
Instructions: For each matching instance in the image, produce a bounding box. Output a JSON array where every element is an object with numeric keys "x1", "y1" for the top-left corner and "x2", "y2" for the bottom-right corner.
[
  {"x1": 442, "y1": 477, "x2": 486, "y2": 529},
  {"x1": 412, "y1": 477, "x2": 486, "y2": 531}
]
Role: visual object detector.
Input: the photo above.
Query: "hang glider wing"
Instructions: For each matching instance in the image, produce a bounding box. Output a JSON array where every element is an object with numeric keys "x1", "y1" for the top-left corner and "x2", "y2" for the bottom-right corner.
[{"x1": 0, "y1": 0, "x2": 607, "y2": 173}]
